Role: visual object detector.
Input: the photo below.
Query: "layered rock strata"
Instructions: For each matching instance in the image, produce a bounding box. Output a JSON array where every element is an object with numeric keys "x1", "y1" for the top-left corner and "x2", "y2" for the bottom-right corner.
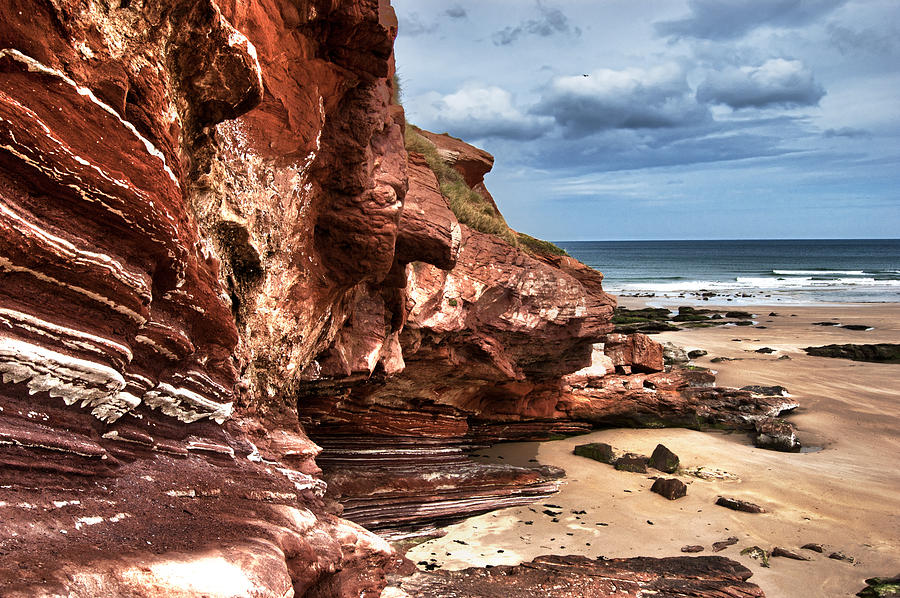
[
  {"x1": 0, "y1": 0, "x2": 411, "y2": 595},
  {"x1": 297, "y1": 131, "x2": 798, "y2": 535}
]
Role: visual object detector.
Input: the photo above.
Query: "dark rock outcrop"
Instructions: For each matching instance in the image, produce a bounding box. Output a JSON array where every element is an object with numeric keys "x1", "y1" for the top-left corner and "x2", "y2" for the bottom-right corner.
[
  {"x1": 804, "y1": 344, "x2": 900, "y2": 363},
  {"x1": 615, "y1": 453, "x2": 650, "y2": 473},
  {"x1": 386, "y1": 554, "x2": 765, "y2": 597}
]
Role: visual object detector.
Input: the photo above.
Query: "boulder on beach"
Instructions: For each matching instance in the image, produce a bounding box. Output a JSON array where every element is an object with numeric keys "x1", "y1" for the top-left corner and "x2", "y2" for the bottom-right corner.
[
  {"x1": 614, "y1": 453, "x2": 649, "y2": 473},
  {"x1": 573, "y1": 442, "x2": 615, "y2": 464},
  {"x1": 753, "y1": 418, "x2": 801, "y2": 452},
  {"x1": 663, "y1": 342, "x2": 690, "y2": 366},
  {"x1": 681, "y1": 545, "x2": 704, "y2": 553},
  {"x1": 651, "y1": 478, "x2": 687, "y2": 500},
  {"x1": 649, "y1": 444, "x2": 680, "y2": 473},
  {"x1": 688, "y1": 349, "x2": 708, "y2": 359}
]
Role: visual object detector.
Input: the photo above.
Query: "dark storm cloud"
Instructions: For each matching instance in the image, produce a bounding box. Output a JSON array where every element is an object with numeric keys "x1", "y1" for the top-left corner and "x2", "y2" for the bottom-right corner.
[
  {"x1": 445, "y1": 6, "x2": 467, "y2": 19},
  {"x1": 532, "y1": 66, "x2": 710, "y2": 136},
  {"x1": 399, "y1": 12, "x2": 438, "y2": 36},
  {"x1": 656, "y1": 0, "x2": 846, "y2": 40},
  {"x1": 492, "y1": 2, "x2": 579, "y2": 46},
  {"x1": 696, "y1": 59, "x2": 825, "y2": 109}
]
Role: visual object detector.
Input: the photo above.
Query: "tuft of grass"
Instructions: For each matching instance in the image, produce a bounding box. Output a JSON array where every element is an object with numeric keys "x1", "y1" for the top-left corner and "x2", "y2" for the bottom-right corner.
[
  {"x1": 516, "y1": 232, "x2": 568, "y2": 257},
  {"x1": 405, "y1": 125, "x2": 568, "y2": 258},
  {"x1": 391, "y1": 73, "x2": 402, "y2": 106},
  {"x1": 405, "y1": 125, "x2": 518, "y2": 246}
]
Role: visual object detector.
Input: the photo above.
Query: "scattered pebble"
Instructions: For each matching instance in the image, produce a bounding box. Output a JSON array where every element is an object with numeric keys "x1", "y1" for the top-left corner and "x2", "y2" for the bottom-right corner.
[
  {"x1": 712, "y1": 537, "x2": 739, "y2": 552},
  {"x1": 716, "y1": 496, "x2": 766, "y2": 513},
  {"x1": 828, "y1": 551, "x2": 855, "y2": 563},
  {"x1": 772, "y1": 547, "x2": 810, "y2": 561}
]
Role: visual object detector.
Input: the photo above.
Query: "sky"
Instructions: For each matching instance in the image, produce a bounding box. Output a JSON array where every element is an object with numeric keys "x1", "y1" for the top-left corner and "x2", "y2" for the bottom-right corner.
[{"x1": 391, "y1": 0, "x2": 900, "y2": 241}]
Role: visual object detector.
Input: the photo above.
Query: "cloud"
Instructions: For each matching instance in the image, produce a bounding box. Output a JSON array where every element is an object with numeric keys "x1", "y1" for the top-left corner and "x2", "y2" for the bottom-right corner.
[
  {"x1": 532, "y1": 64, "x2": 710, "y2": 136},
  {"x1": 445, "y1": 6, "x2": 467, "y2": 19},
  {"x1": 417, "y1": 85, "x2": 554, "y2": 141},
  {"x1": 492, "y1": 2, "x2": 579, "y2": 46},
  {"x1": 697, "y1": 59, "x2": 825, "y2": 109},
  {"x1": 824, "y1": 126, "x2": 871, "y2": 138},
  {"x1": 826, "y1": 23, "x2": 898, "y2": 56},
  {"x1": 656, "y1": 0, "x2": 846, "y2": 40},
  {"x1": 399, "y1": 12, "x2": 437, "y2": 36}
]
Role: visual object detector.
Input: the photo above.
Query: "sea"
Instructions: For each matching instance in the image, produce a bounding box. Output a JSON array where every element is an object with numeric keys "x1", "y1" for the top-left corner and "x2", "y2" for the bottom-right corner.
[{"x1": 557, "y1": 239, "x2": 900, "y2": 305}]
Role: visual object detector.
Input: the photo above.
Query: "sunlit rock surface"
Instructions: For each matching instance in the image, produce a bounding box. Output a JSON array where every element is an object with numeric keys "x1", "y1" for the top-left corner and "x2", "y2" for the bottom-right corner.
[{"x1": 0, "y1": 0, "x2": 778, "y2": 595}]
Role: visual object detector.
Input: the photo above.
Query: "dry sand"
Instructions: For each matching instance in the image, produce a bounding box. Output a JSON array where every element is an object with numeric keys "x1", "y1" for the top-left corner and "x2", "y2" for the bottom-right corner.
[{"x1": 406, "y1": 303, "x2": 900, "y2": 597}]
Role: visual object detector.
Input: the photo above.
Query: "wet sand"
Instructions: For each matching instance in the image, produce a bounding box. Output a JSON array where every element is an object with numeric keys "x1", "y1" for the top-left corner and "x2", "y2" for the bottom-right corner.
[{"x1": 406, "y1": 303, "x2": 900, "y2": 597}]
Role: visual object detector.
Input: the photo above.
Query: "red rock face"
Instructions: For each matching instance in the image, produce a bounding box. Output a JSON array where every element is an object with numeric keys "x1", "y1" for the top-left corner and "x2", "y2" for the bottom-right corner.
[{"x1": 0, "y1": 0, "x2": 408, "y2": 595}]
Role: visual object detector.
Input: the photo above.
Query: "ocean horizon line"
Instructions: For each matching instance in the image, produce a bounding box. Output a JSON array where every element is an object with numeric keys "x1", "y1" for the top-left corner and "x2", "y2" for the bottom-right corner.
[{"x1": 555, "y1": 237, "x2": 900, "y2": 243}]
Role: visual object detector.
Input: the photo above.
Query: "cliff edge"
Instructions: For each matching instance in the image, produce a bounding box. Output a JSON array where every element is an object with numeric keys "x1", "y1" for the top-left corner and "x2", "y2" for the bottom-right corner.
[{"x1": 0, "y1": 1, "x2": 781, "y2": 596}]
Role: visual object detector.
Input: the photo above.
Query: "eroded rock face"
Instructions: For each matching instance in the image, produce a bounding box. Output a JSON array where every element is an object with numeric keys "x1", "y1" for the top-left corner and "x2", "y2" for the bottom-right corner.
[{"x1": 1, "y1": 0, "x2": 409, "y2": 595}]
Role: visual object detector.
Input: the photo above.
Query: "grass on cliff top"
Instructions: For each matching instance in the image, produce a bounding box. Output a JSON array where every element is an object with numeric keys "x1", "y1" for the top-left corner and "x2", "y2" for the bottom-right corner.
[{"x1": 404, "y1": 125, "x2": 567, "y2": 257}]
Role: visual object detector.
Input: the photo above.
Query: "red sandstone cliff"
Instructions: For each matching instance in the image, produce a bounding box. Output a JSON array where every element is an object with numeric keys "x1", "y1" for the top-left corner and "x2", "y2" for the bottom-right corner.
[
  {"x1": 0, "y1": 1, "x2": 782, "y2": 596},
  {"x1": 1, "y1": 1, "x2": 406, "y2": 595}
]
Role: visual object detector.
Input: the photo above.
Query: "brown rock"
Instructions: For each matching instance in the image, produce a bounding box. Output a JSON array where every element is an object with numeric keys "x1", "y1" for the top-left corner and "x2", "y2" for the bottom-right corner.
[
  {"x1": 713, "y1": 537, "x2": 740, "y2": 552},
  {"x1": 716, "y1": 497, "x2": 767, "y2": 513},
  {"x1": 772, "y1": 547, "x2": 811, "y2": 561},
  {"x1": 681, "y1": 545, "x2": 705, "y2": 553},
  {"x1": 615, "y1": 453, "x2": 650, "y2": 473},
  {"x1": 651, "y1": 478, "x2": 687, "y2": 500},
  {"x1": 649, "y1": 444, "x2": 680, "y2": 473},
  {"x1": 801, "y1": 543, "x2": 825, "y2": 553},
  {"x1": 829, "y1": 551, "x2": 856, "y2": 563},
  {"x1": 604, "y1": 333, "x2": 665, "y2": 373},
  {"x1": 574, "y1": 442, "x2": 616, "y2": 464},
  {"x1": 417, "y1": 130, "x2": 495, "y2": 195},
  {"x1": 753, "y1": 418, "x2": 801, "y2": 452},
  {"x1": 395, "y1": 153, "x2": 461, "y2": 270}
]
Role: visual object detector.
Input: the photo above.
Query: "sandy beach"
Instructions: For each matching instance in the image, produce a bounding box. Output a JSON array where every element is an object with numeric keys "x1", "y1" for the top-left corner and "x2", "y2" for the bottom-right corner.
[{"x1": 406, "y1": 302, "x2": 900, "y2": 597}]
